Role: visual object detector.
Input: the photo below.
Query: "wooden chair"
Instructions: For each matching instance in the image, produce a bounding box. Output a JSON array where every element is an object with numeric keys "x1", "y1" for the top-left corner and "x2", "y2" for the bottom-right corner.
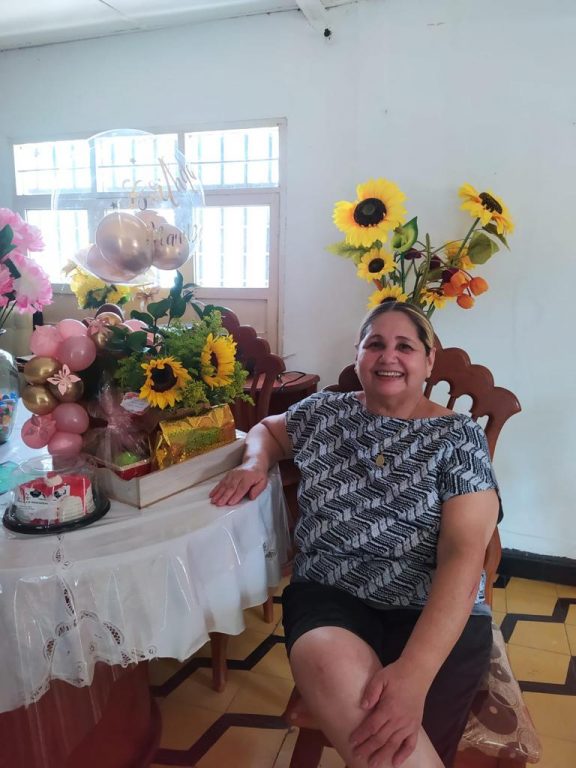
[
  {"x1": 282, "y1": 348, "x2": 542, "y2": 767},
  {"x1": 208, "y1": 309, "x2": 286, "y2": 691}
]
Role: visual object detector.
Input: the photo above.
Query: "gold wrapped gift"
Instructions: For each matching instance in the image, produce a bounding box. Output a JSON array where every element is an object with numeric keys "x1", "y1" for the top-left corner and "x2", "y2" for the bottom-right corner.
[{"x1": 153, "y1": 404, "x2": 236, "y2": 470}]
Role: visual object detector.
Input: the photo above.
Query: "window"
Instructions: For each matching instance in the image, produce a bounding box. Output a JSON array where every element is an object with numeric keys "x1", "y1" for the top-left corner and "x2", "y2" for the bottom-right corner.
[{"x1": 12, "y1": 125, "x2": 280, "y2": 290}]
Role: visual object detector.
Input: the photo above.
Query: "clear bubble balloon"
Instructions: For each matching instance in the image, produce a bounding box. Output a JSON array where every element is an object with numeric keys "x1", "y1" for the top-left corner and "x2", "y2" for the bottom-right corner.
[{"x1": 52, "y1": 128, "x2": 204, "y2": 280}]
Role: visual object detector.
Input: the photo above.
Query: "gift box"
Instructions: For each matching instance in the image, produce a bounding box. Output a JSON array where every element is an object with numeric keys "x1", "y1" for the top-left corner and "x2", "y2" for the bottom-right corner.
[{"x1": 97, "y1": 432, "x2": 245, "y2": 508}]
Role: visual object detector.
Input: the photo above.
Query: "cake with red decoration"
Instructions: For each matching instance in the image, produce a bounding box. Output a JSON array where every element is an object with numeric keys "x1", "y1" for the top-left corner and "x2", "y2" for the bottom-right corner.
[{"x1": 14, "y1": 472, "x2": 95, "y2": 526}]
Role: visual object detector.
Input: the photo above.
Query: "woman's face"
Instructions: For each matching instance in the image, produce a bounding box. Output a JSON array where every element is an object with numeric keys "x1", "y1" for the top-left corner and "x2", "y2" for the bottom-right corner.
[{"x1": 355, "y1": 311, "x2": 435, "y2": 407}]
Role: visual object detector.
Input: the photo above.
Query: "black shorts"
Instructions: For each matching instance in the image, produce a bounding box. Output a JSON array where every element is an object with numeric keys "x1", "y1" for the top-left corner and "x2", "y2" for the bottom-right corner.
[{"x1": 282, "y1": 581, "x2": 492, "y2": 768}]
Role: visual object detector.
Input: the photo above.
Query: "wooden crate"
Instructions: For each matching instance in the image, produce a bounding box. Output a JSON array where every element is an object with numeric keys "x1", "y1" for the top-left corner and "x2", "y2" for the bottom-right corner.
[{"x1": 97, "y1": 435, "x2": 245, "y2": 508}]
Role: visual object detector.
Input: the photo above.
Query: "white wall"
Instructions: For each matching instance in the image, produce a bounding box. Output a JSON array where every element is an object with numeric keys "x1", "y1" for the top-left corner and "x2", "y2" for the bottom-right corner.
[{"x1": 1, "y1": 0, "x2": 574, "y2": 557}]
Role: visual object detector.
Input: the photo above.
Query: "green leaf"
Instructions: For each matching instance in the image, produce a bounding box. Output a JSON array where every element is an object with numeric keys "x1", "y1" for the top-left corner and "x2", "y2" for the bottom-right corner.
[
  {"x1": 203, "y1": 304, "x2": 228, "y2": 317},
  {"x1": 0, "y1": 226, "x2": 16, "y2": 260},
  {"x1": 191, "y1": 302, "x2": 205, "y2": 319},
  {"x1": 126, "y1": 331, "x2": 148, "y2": 351},
  {"x1": 169, "y1": 296, "x2": 187, "y2": 319},
  {"x1": 467, "y1": 232, "x2": 500, "y2": 265},
  {"x1": 483, "y1": 223, "x2": 510, "y2": 250},
  {"x1": 169, "y1": 270, "x2": 184, "y2": 298},
  {"x1": 147, "y1": 298, "x2": 172, "y2": 319},
  {"x1": 391, "y1": 218, "x2": 418, "y2": 253},
  {"x1": 4, "y1": 258, "x2": 21, "y2": 280},
  {"x1": 326, "y1": 240, "x2": 367, "y2": 260},
  {"x1": 130, "y1": 310, "x2": 154, "y2": 325}
]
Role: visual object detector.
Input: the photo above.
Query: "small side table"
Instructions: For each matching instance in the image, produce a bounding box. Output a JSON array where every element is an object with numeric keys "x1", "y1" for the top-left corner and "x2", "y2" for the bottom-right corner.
[{"x1": 255, "y1": 371, "x2": 320, "y2": 416}]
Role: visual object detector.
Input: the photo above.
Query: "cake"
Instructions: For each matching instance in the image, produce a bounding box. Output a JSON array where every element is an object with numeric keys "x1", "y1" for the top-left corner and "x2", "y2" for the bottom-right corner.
[{"x1": 14, "y1": 472, "x2": 95, "y2": 526}]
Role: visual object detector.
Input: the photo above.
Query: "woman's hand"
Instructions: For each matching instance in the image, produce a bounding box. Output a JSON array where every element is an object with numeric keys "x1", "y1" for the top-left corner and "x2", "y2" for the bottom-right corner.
[
  {"x1": 209, "y1": 462, "x2": 269, "y2": 506},
  {"x1": 350, "y1": 658, "x2": 430, "y2": 768}
]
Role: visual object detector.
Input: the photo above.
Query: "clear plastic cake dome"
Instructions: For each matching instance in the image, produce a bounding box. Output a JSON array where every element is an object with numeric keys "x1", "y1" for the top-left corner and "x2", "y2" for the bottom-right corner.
[{"x1": 9, "y1": 454, "x2": 108, "y2": 531}]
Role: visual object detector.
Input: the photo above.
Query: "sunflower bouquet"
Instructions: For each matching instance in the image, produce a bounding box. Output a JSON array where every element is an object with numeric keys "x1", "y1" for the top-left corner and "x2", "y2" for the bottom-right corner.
[
  {"x1": 330, "y1": 179, "x2": 514, "y2": 316},
  {"x1": 82, "y1": 271, "x2": 249, "y2": 472}
]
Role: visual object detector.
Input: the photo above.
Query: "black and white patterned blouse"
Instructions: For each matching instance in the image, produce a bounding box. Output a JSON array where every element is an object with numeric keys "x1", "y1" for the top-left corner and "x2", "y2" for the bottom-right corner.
[{"x1": 285, "y1": 391, "x2": 500, "y2": 610}]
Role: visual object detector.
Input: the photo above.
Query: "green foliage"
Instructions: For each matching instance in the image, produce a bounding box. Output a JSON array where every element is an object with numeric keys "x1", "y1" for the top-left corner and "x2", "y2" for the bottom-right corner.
[
  {"x1": 107, "y1": 272, "x2": 249, "y2": 414},
  {"x1": 391, "y1": 218, "x2": 418, "y2": 253},
  {"x1": 0, "y1": 226, "x2": 16, "y2": 260},
  {"x1": 468, "y1": 231, "x2": 500, "y2": 265},
  {"x1": 326, "y1": 240, "x2": 368, "y2": 264}
]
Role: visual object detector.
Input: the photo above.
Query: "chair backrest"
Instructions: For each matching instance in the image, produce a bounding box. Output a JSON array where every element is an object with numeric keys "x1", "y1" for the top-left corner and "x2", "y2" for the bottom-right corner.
[
  {"x1": 323, "y1": 346, "x2": 521, "y2": 605},
  {"x1": 221, "y1": 309, "x2": 286, "y2": 432}
]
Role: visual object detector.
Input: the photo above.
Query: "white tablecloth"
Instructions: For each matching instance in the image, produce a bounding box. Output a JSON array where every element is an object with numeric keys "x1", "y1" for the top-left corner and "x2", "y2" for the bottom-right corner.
[{"x1": 0, "y1": 422, "x2": 290, "y2": 714}]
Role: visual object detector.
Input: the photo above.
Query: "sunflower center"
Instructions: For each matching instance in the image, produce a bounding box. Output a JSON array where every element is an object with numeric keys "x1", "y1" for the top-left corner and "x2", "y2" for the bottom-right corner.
[
  {"x1": 150, "y1": 364, "x2": 177, "y2": 392},
  {"x1": 479, "y1": 192, "x2": 503, "y2": 215},
  {"x1": 354, "y1": 198, "x2": 386, "y2": 227},
  {"x1": 210, "y1": 352, "x2": 219, "y2": 369},
  {"x1": 368, "y1": 258, "x2": 385, "y2": 273}
]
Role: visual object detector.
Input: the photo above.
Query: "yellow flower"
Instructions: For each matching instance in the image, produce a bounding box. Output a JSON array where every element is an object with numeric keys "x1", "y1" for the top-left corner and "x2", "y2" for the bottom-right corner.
[
  {"x1": 444, "y1": 241, "x2": 475, "y2": 271},
  {"x1": 68, "y1": 266, "x2": 132, "y2": 309},
  {"x1": 356, "y1": 248, "x2": 395, "y2": 282},
  {"x1": 459, "y1": 183, "x2": 514, "y2": 235},
  {"x1": 367, "y1": 284, "x2": 408, "y2": 308},
  {"x1": 201, "y1": 333, "x2": 237, "y2": 388},
  {"x1": 139, "y1": 356, "x2": 191, "y2": 409},
  {"x1": 333, "y1": 179, "x2": 407, "y2": 247},
  {"x1": 422, "y1": 290, "x2": 450, "y2": 309}
]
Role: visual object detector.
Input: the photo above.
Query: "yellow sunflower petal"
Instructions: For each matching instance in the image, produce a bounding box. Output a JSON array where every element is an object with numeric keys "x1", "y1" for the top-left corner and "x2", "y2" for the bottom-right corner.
[{"x1": 367, "y1": 284, "x2": 408, "y2": 309}]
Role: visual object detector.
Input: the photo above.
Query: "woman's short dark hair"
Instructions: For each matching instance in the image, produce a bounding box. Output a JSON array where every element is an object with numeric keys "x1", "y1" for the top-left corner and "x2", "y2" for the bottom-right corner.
[{"x1": 357, "y1": 301, "x2": 435, "y2": 355}]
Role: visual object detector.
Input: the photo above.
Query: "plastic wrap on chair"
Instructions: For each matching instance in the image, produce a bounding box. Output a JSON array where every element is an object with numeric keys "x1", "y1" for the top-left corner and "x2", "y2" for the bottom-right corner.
[{"x1": 459, "y1": 623, "x2": 542, "y2": 763}]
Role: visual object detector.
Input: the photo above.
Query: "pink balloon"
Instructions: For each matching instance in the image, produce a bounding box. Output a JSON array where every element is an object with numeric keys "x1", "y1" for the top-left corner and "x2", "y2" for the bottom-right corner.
[
  {"x1": 56, "y1": 318, "x2": 88, "y2": 339},
  {"x1": 48, "y1": 431, "x2": 83, "y2": 459},
  {"x1": 53, "y1": 403, "x2": 89, "y2": 434},
  {"x1": 123, "y1": 319, "x2": 147, "y2": 331},
  {"x1": 30, "y1": 326, "x2": 63, "y2": 358},
  {"x1": 21, "y1": 414, "x2": 57, "y2": 449},
  {"x1": 57, "y1": 336, "x2": 97, "y2": 372},
  {"x1": 85, "y1": 244, "x2": 141, "y2": 283}
]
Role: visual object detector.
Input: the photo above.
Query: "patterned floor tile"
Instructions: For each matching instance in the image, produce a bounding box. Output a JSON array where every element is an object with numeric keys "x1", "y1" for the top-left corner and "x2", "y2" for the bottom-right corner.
[
  {"x1": 566, "y1": 605, "x2": 576, "y2": 626},
  {"x1": 555, "y1": 584, "x2": 576, "y2": 599},
  {"x1": 507, "y1": 645, "x2": 571, "y2": 685},
  {"x1": 505, "y1": 590, "x2": 558, "y2": 616},
  {"x1": 195, "y1": 725, "x2": 288, "y2": 768},
  {"x1": 536, "y1": 734, "x2": 576, "y2": 767},
  {"x1": 524, "y1": 692, "x2": 576, "y2": 742},
  {"x1": 508, "y1": 620, "x2": 571, "y2": 655},
  {"x1": 226, "y1": 670, "x2": 294, "y2": 715},
  {"x1": 564, "y1": 624, "x2": 576, "y2": 655},
  {"x1": 492, "y1": 587, "x2": 507, "y2": 614}
]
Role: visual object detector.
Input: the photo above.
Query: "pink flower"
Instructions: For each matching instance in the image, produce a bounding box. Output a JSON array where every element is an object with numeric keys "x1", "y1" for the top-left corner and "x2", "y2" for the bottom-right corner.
[
  {"x1": 0, "y1": 208, "x2": 44, "y2": 254},
  {"x1": 0, "y1": 264, "x2": 14, "y2": 298},
  {"x1": 10, "y1": 252, "x2": 52, "y2": 312}
]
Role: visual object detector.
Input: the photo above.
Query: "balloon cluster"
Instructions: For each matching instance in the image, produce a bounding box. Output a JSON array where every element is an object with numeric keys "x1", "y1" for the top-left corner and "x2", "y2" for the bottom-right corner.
[
  {"x1": 76, "y1": 209, "x2": 190, "y2": 284},
  {"x1": 21, "y1": 319, "x2": 94, "y2": 458},
  {"x1": 20, "y1": 311, "x2": 150, "y2": 459}
]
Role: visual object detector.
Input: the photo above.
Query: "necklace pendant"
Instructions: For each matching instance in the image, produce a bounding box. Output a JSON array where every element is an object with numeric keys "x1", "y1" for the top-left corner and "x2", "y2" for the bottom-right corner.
[{"x1": 375, "y1": 454, "x2": 386, "y2": 468}]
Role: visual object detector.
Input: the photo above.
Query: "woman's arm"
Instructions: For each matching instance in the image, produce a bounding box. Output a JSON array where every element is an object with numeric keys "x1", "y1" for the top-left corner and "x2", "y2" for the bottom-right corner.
[
  {"x1": 209, "y1": 413, "x2": 293, "y2": 506},
  {"x1": 350, "y1": 489, "x2": 499, "y2": 767}
]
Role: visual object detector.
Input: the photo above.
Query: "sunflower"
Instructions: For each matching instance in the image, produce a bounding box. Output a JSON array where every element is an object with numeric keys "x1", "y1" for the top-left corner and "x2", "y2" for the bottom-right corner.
[
  {"x1": 459, "y1": 184, "x2": 514, "y2": 235},
  {"x1": 356, "y1": 248, "x2": 395, "y2": 282},
  {"x1": 367, "y1": 284, "x2": 408, "y2": 309},
  {"x1": 139, "y1": 356, "x2": 191, "y2": 409},
  {"x1": 333, "y1": 178, "x2": 407, "y2": 247},
  {"x1": 201, "y1": 333, "x2": 237, "y2": 388},
  {"x1": 422, "y1": 289, "x2": 449, "y2": 309},
  {"x1": 444, "y1": 241, "x2": 475, "y2": 271}
]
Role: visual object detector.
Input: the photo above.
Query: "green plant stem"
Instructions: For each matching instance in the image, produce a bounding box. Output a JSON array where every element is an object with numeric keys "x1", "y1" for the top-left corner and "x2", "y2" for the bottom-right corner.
[
  {"x1": 0, "y1": 302, "x2": 15, "y2": 329},
  {"x1": 400, "y1": 254, "x2": 406, "y2": 291},
  {"x1": 412, "y1": 234, "x2": 433, "y2": 304},
  {"x1": 453, "y1": 218, "x2": 480, "y2": 263}
]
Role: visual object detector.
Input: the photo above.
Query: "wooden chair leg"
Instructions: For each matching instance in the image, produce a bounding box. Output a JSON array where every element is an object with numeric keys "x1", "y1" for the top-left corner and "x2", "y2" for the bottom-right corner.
[
  {"x1": 209, "y1": 632, "x2": 228, "y2": 692},
  {"x1": 289, "y1": 727, "x2": 325, "y2": 768},
  {"x1": 262, "y1": 595, "x2": 275, "y2": 623}
]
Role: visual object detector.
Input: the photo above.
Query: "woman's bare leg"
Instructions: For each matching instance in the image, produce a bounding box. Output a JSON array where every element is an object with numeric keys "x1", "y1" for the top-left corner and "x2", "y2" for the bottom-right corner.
[{"x1": 289, "y1": 627, "x2": 443, "y2": 768}]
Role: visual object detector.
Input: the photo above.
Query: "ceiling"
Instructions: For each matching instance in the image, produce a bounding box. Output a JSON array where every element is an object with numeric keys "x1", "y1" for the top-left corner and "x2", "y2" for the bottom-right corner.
[{"x1": 0, "y1": 0, "x2": 351, "y2": 52}]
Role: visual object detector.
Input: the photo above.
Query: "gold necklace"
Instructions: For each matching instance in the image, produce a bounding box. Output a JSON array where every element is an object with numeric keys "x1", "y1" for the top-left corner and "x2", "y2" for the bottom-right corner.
[{"x1": 372, "y1": 396, "x2": 424, "y2": 468}]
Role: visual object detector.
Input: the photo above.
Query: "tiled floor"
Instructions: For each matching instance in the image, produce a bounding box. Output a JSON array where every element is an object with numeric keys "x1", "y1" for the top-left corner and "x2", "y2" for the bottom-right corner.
[{"x1": 150, "y1": 576, "x2": 576, "y2": 768}]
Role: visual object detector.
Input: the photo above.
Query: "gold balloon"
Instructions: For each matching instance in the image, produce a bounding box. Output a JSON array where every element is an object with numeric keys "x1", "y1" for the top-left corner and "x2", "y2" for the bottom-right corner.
[
  {"x1": 22, "y1": 385, "x2": 59, "y2": 416},
  {"x1": 96, "y1": 312, "x2": 123, "y2": 327},
  {"x1": 23, "y1": 356, "x2": 61, "y2": 385},
  {"x1": 47, "y1": 379, "x2": 84, "y2": 403},
  {"x1": 91, "y1": 328, "x2": 112, "y2": 350}
]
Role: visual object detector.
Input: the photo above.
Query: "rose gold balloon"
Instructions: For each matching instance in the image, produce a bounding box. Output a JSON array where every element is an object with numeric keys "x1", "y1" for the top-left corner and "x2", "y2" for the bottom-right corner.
[
  {"x1": 95, "y1": 303, "x2": 125, "y2": 320},
  {"x1": 152, "y1": 224, "x2": 190, "y2": 270},
  {"x1": 96, "y1": 212, "x2": 153, "y2": 275},
  {"x1": 85, "y1": 244, "x2": 142, "y2": 283},
  {"x1": 23, "y1": 356, "x2": 61, "y2": 385},
  {"x1": 47, "y1": 378, "x2": 84, "y2": 403},
  {"x1": 22, "y1": 385, "x2": 59, "y2": 416}
]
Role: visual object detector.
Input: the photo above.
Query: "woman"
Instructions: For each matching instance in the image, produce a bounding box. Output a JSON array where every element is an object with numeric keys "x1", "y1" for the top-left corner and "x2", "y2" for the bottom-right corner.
[{"x1": 210, "y1": 301, "x2": 500, "y2": 768}]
